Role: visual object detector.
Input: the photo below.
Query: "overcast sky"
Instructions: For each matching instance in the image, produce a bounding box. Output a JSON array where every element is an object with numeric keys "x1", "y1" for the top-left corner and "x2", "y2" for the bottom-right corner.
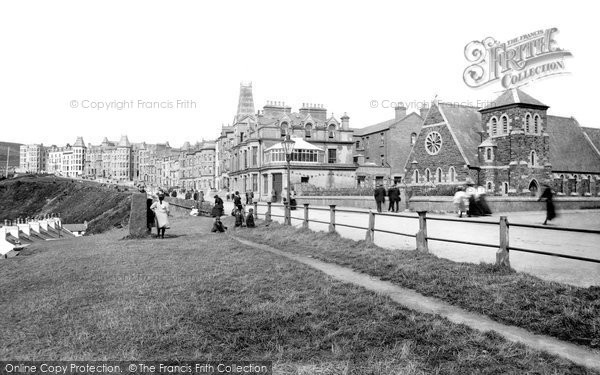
[{"x1": 1, "y1": 0, "x2": 598, "y2": 147}]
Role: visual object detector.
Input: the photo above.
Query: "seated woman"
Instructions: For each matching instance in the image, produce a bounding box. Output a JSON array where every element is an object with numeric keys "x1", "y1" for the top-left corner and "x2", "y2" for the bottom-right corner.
[{"x1": 246, "y1": 208, "x2": 256, "y2": 228}]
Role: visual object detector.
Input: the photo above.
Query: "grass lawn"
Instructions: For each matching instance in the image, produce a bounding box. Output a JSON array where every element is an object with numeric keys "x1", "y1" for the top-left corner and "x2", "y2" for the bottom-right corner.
[
  {"x1": 0, "y1": 216, "x2": 596, "y2": 374},
  {"x1": 233, "y1": 221, "x2": 600, "y2": 350}
]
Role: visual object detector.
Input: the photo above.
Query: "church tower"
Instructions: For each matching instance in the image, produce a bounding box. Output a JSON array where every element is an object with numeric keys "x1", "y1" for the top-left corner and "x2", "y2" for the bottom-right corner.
[
  {"x1": 235, "y1": 81, "x2": 255, "y2": 123},
  {"x1": 478, "y1": 88, "x2": 552, "y2": 195}
]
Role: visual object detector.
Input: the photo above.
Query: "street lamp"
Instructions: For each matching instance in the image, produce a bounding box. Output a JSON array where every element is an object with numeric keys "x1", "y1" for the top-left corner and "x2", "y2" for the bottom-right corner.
[{"x1": 281, "y1": 134, "x2": 296, "y2": 225}]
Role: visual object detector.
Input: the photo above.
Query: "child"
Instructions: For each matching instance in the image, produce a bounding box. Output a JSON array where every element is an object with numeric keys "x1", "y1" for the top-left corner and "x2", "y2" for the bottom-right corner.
[
  {"x1": 246, "y1": 208, "x2": 256, "y2": 228},
  {"x1": 211, "y1": 217, "x2": 227, "y2": 232},
  {"x1": 234, "y1": 208, "x2": 245, "y2": 227}
]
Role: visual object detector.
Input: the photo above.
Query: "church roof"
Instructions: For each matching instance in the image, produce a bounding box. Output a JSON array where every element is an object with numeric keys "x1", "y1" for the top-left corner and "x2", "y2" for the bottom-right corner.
[
  {"x1": 582, "y1": 127, "x2": 600, "y2": 156},
  {"x1": 547, "y1": 117, "x2": 600, "y2": 173},
  {"x1": 235, "y1": 82, "x2": 255, "y2": 123},
  {"x1": 437, "y1": 103, "x2": 483, "y2": 166},
  {"x1": 481, "y1": 88, "x2": 548, "y2": 111}
]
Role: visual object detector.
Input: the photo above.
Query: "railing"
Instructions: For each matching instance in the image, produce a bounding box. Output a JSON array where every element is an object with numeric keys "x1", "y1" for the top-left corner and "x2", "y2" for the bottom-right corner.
[{"x1": 252, "y1": 202, "x2": 600, "y2": 267}]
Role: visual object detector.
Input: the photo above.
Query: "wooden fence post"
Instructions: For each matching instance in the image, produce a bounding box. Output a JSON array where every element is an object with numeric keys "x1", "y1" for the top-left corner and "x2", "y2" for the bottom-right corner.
[
  {"x1": 365, "y1": 211, "x2": 375, "y2": 244},
  {"x1": 303, "y1": 203, "x2": 309, "y2": 229},
  {"x1": 497, "y1": 216, "x2": 510, "y2": 267},
  {"x1": 416, "y1": 211, "x2": 429, "y2": 253},
  {"x1": 253, "y1": 202, "x2": 258, "y2": 220},
  {"x1": 266, "y1": 202, "x2": 272, "y2": 223},
  {"x1": 329, "y1": 205, "x2": 336, "y2": 233}
]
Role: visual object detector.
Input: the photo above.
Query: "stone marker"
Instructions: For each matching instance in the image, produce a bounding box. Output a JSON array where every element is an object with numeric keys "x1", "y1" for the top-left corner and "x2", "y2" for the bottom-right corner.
[{"x1": 129, "y1": 193, "x2": 149, "y2": 237}]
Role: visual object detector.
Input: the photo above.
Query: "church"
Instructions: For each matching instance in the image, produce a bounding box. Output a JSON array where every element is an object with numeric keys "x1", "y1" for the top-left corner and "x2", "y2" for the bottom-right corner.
[{"x1": 404, "y1": 88, "x2": 600, "y2": 196}]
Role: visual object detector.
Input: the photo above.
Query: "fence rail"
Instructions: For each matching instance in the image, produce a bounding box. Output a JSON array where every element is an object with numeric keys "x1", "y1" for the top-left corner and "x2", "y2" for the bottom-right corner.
[{"x1": 253, "y1": 202, "x2": 600, "y2": 266}]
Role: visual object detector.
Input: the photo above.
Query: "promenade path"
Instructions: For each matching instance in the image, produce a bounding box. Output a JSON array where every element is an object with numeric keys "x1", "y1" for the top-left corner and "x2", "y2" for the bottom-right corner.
[{"x1": 225, "y1": 201, "x2": 600, "y2": 287}]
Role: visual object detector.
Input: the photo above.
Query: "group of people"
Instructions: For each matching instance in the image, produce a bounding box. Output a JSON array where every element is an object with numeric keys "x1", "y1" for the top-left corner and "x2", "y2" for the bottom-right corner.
[
  {"x1": 373, "y1": 184, "x2": 402, "y2": 213},
  {"x1": 210, "y1": 190, "x2": 257, "y2": 232},
  {"x1": 453, "y1": 185, "x2": 492, "y2": 218},
  {"x1": 225, "y1": 190, "x2": 254, "y2": 205}
]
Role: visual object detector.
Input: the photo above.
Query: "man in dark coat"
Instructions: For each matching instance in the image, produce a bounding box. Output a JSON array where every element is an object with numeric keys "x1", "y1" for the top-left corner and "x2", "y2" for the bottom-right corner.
[
  {"x1": 387, "y1": 184, "x2": 400, "y2": 212},
  {"x1": 538, "y1": 185, "x2": 556, "y2": 225},
  {"x1": 374, "y1": 184, "x2": 386, "y2": 213},
  {"x1": 211, "y1": 217, "x2": 227, "y2": 232},
  {"x1": 246, "y1": 208, "x2": 256, "y2": 228},
  {"x1": 233, "y1": 191, "x2": 243, "y2": 211}
]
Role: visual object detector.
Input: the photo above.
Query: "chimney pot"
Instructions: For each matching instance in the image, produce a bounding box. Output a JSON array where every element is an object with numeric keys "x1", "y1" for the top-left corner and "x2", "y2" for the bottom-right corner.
[{"x1": 395, "y1": 106, "x2": 407, "y2": 120}]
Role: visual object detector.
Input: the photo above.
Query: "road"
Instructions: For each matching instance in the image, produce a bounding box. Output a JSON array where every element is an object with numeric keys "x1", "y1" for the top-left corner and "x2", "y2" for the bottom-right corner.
[{"x1": 225, "y1": 201, "x2": 600, "y2": 287}]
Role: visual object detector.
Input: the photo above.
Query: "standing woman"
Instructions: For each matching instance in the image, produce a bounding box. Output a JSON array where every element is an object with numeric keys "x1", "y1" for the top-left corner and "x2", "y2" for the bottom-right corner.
[
  {"x1": 150, "y1": 193, "x2": 170, "y2": 238},
  {"x1": 212, "y1": 194, "x2": 224, "y2": 217}
]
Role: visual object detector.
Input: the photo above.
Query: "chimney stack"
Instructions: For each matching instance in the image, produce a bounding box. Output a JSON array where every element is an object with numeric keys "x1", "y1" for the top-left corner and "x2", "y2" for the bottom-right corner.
[
  {"x1": 394, "y1": 106, "x2": 407, "y2": 120},
  {"x1": 341, "y1": 113, "x2": 350, "y2": 130}
]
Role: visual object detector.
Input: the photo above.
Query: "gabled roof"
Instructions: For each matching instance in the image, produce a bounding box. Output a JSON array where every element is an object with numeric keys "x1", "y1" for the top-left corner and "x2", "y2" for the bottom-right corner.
[
  {"x1": 547, "y1": 116, "x2": 600, "y2": 173},
  {"x1": 438, "y1": 103, "x2": 483, "y2": 166},
  {"x1": 481, "y1": 88, "x2": 548, "y2": 111}
]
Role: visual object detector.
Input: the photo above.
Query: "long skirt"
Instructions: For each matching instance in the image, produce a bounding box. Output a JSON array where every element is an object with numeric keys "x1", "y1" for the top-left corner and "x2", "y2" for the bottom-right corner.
[{"x1": 155, "y1": 211, "x2": 170, "y2": 229}]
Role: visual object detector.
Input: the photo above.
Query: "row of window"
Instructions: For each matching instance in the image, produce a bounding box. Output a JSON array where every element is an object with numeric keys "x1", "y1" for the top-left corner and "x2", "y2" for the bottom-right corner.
[
  {"x1": 412, "y1": 167, "x2": 457, "y2": 184},
  {"x1": 281, "y1": 122, "x2": 338, "y2": 139},
  {"x1": 355, "y1": 132, "x2": 418, "y2": 150},
  {"x1": 489, "y1": 113, "x2": 542, "y2": 136}
]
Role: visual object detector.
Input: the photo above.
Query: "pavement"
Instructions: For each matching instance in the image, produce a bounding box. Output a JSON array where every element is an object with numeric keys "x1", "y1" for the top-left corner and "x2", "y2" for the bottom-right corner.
[{"x1": 227, "y1": 201, "x2": 600, "y2": 287}]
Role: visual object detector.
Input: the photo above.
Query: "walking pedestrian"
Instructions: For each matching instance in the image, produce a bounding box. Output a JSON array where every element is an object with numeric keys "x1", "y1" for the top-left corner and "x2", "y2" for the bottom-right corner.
[
  {"x1": 538, "y1": 184, "x2": 556, "y2": 225},
  {"x1": 374, "y1": 184, "x2": 386, "y2": 213},
  {"x1": 453, "y1": 187, "x2": 467, "y2": 218}
]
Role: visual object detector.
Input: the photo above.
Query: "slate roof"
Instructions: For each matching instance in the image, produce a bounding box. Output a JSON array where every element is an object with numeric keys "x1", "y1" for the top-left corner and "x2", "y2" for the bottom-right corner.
[
  {"x1": 117, "y1": 135, "x2": 131, "y2": 148},
  {"x1": 482, "y1": 88, "x2": 548, "y2": 111},
  {"x1": 547, "y1": 117, "x2": 600, "y2": 173},
  {"x1": 353, "y1": 118, "x2": 398, "y2": 136},
  {"x1": 582, "y1": 127, "x2": 600, "y2": 156},
  {"x1": 437, "y1": 103, "x2": 483, "y2": 166}
]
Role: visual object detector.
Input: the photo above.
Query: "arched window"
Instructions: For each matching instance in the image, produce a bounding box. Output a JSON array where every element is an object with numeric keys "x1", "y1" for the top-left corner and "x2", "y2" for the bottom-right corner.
[
  {"x1": 501, "y1": 115, "x2": 509, "y2": 134},
  {"x1": 559, "y1": 174, "x2": 565, "y2": 193},
  {"x1": 503, "y1": 182, "x2": 509, "y2": 195},
  {"x1": 305, "y1": 123, "x2": 312, "y2": 138},
  {"x1": 486, "y1": 148, "x2": 492, "y2": 161},
  {"x1": 588, "y1": 175, "x2": 592, "y2": 194},
  {"x1": 410, "y1": 132, "x2": 417, "y2": 145},
  {"x1": 530, "y1": 150, "x2": 537, "y2": 166},
  {"x1": 486, "y1": 181, "x2": 493, "y2": 191},
  {"x1": 449, "y1": 167, "x2": 455, "y2": 182},
  {"x1": 490, "y1": 117, "x2": 498, "y2": 136},
  {"x1": 436, "y1": 168, "x2": 443, "y2": 183},
  {"x1": 280, "y1": 122, "x2": 288, "y2": 137},
  {"x1": 534, "y1": 115, "x2": 540, "y2": 134},
  {"x1": 525, "y1": 114, "x2": 531, "y2": 133},
  {"x1": 413, "y1": 169, "x2": 420, "y2": 184},
  {"x1": 425, "y1": 168, "x2": 431, "y2": 182},
  {"x1": 328, "y1": 124, "x2": 336, "y2": 139}
]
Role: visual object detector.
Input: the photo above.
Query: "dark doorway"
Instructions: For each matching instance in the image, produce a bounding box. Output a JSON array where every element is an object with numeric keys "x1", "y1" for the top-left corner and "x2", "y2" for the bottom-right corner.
[{"x1": 272, "y1": 173, "x2": 282, "y2": 202}]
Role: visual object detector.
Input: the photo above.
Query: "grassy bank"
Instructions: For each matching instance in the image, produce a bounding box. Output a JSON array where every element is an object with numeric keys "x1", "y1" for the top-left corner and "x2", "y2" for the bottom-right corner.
[
  {"x1": 0, "y1": 217, "x2": 594, "y2": 374},
  {"x1": 0, "y1": 175, "x2": 131, "y2": 233},
  {"x1": 233, "y1": 222, "x2": 600, "y2": 350}
]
